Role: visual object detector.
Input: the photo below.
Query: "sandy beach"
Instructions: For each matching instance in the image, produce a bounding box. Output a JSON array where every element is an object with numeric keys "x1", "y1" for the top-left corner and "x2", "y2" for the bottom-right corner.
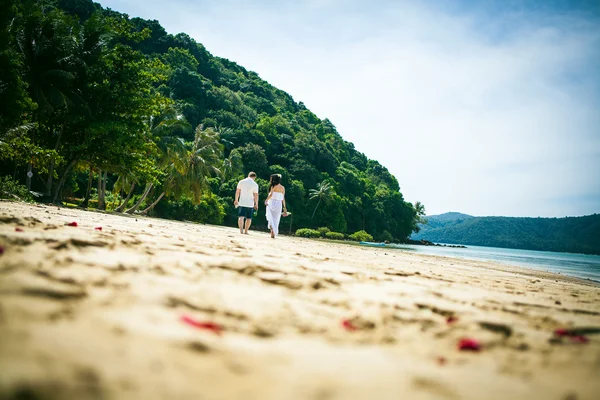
[{"x1": 0, "y1": 201, "x2": 599, "y2": 400}]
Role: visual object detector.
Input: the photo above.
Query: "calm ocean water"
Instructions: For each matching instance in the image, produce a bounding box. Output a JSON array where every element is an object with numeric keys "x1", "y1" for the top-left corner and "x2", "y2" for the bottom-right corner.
[{"x1": 389, "y1": 244, "x2": 600, "y2": 282}]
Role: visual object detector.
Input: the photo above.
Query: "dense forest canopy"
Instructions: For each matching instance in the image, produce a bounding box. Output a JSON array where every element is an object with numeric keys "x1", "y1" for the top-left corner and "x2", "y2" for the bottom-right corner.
[
  {"x1": 412, "y1": 212, "x2": 600, "y2": 255},
  {"x1": 0, "y1": 0, "x2": 425, "y2": 241}
]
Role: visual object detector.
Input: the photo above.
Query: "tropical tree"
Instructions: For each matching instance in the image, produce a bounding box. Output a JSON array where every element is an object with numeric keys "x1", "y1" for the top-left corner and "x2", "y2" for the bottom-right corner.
[
  {"x1": 140, "y1": 124, "x2": 223, "y2": 214},
  {"x1": 16, "y1": 6, "x2": 78, "y2": 119},
  {"x1": 124, "y1": 106, "x2": 190, "y2": 213},
  {"x1": 184, "y1": 125, "x2": 223, "y2": 203},
  {"x1": 139, "y1": 146, "x2": 186, "y2": 214},
  {"x1": 44, "y1": 13, "x2": 110, "y2": 199},
  {"x1": 238, "y1": 143, "x2": 268, "y2": 176},
  {"x1": 412, "y1": 201, "x2": 427, "y2": 233},
  {"x1": 47, "y1": 16, "x2": 168, "y2": 205},
  {"x1": 113, "y1": 170, "x2": 138, "y2": 212},
  {"x1": 13, "y1": 4, "x2": 79, "y2": 192},
  {"x1": 150, "y1": 106, "x2": 192, "y2": 149},
  {"x1": 222, "y1": 147, "x2": 243, "y2": 180},
  {"x1": 0, "y1": 0, "x2": 31, "y2": 132},
  {"x1": 309, "y1": 180, "x2": 334, "y2": 219}
]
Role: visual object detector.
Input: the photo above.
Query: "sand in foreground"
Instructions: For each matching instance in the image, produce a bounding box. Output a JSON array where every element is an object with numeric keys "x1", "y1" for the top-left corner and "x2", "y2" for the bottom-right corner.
[{"x1": 0, "y1": 201, "x2": 599, "y2": 400}]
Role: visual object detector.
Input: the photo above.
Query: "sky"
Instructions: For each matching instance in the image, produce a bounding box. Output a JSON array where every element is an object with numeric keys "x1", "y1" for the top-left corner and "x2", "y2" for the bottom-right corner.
[{"x1": 98, "y1": 0, "x2": 600, "y2": 217}]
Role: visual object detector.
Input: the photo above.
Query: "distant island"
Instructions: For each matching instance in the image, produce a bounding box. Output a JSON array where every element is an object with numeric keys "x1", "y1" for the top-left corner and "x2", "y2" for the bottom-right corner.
[{"x1": 411, "y1": 212, "x2": 600, "y2": 255}]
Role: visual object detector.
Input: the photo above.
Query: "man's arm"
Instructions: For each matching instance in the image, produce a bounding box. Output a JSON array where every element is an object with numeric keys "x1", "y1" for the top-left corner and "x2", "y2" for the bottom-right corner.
[
  {"x1": 234, "y1": 188, "x2": 241, "y2": 206},
  {"x1": 253, "y1": 192, "x2": 258, "y2": 210}
]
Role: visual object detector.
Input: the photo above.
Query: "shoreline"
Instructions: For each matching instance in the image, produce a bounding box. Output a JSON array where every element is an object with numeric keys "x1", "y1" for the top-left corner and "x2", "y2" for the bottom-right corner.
[
  {"x1": 315, "y1": 237, "x2": 600, "y2": 286},
  {"x1": 1, "y1": 201, "x2": 599, "y2": 399},
  {"x1": 394, "y1": 245, "x2": 600, "y2": 286}
]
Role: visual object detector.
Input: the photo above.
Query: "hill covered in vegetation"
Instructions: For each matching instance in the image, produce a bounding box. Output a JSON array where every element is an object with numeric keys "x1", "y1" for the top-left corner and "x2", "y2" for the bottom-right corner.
[
  {"x1": 0, "y1": 0, "x2": 425, "y2": 241},
  {"x1": 412, "y1": 212, "x2": 600, "y2": 255}
]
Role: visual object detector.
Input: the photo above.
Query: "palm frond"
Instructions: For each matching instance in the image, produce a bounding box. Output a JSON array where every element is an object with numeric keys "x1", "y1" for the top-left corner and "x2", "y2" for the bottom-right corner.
[{"x1": 4, "y1": 123, "x2": 38, "y2": 138}]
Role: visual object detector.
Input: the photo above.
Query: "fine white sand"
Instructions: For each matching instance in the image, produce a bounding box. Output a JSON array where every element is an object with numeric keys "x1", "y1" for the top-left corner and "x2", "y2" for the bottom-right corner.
[{"x1": 1, "y1": 201, "x2": 599, "y2": 400}]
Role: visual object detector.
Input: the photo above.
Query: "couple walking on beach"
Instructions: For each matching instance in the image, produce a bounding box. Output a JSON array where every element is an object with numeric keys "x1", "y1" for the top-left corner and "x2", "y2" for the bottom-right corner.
[{"x1": 234, "y1": 172, "x2": 288, "y2": 238}]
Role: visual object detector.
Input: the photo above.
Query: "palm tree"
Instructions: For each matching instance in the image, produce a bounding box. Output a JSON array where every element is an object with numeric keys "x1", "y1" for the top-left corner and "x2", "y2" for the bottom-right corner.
[
  {"x1": 140, "y1": 125, "x2": 223, "y2": 214},
  {"x1": 15, "y1": 6, "x2": 78, "y2": 192},
  {"x1": 222, "y1": 148, "x2": 243, "y2": 180},
  {"x1": 309, "y1": 181, "x2": 334, "y2": 219},
  {"x1": 113, "y1": 171, "x2": 138, "y2": 212},
  {"x1": 16, "y1": 7, "x2": 78, "y2": 119},
  {"x1": 183, "y1": 125, "x2": 223, "y2": 203},
  {"x1": 150, "y1": 106, "x2": 192, "y2": 151},
  {"x1": 124, "y1": 182, "x2": 154, "y2": 214},
  {"x1": 125, "y1": 107, "x2": 191, "y2": 213},
  {"x1": 411, "y1": 201, "x2": 427, "y2": 233},
  {"x1": 48, "y1": 14, "x2": 114, "y2": 203},
  {"x1": 139, "y1": 146, "x2": 187, "y2": 214}
]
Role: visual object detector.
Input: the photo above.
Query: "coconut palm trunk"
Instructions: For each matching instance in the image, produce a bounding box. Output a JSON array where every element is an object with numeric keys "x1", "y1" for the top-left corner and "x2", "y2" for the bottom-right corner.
[
  {"x1": 114, "y1": 182, "x2": 136, "y2": 212},
  {"x1": 45, "y1": 161, "x2": 55, "y2": 197},
  {"x1": 311, "y1": 198, "x2": 322, "y2": 219},
  {"x1": 140, "y1": 191, "x2": 166, "y2": 215},
  {"x1": 309, "y1": 181, "x2": 333, "y2": 220},
  {"x1": 52, "y1": 159, "x2": 77, "y2": 204},
  {"x1": 44, "y1": 126, "x2": 64, "y2": 197},
  {"x1": 125, "y1": 183, "x2": 153, "y2": 214},
  {"x1": 97, "y1": 170, "x2": 106, "y2": 210},
  {"x1": 26, "y1": 164, "x2": 32, "y2": 191},
  {"x1": 81, "y1": 168, "x2": 93, "y2": 208}
]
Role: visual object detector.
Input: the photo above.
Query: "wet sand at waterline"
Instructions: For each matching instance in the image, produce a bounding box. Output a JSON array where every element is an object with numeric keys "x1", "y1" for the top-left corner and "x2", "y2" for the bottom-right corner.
[{"x1": 0, "y1": 201, "x2": 599, "y2": 400}]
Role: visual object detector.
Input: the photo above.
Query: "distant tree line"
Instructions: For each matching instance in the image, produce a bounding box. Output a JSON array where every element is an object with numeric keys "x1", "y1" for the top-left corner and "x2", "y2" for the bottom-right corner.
[{"x1": 412, "y1": 213, "x2": 600, "y2": 255}]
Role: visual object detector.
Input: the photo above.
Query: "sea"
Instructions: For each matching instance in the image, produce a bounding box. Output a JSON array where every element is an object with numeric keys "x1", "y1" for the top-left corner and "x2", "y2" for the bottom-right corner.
[{"x1": 388, "y1": 244, "x2": 600, "y2": 282}]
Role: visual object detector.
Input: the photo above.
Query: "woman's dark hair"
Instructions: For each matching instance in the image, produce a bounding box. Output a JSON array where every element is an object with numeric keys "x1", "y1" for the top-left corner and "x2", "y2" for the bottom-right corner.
[{"x1": 269, "y1": 174, "x2": 282, "y2": 192}]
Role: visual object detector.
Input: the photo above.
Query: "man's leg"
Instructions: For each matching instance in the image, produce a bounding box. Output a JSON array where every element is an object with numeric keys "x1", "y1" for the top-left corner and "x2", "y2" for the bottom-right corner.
[
  {"x1": 244, "y1": 217, "x2": 252, "y2": 234},
  {"x1": 238, "y1": 217, "x2": 244, "y2": 234}
]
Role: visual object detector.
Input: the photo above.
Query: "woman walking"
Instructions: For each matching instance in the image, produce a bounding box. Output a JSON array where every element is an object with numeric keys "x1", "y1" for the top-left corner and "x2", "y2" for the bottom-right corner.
[{"x1": 264, "y1": 174, "x2": 287, "y2": 238}]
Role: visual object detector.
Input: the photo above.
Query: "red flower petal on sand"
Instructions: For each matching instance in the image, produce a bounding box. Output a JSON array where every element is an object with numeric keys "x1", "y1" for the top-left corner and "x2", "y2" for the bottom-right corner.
[
  {"x1": 553, "y1": 329, "x2": 589, "y2": 343},
  {"x1": 570, "y1": 335, "x2": 589, "y2": 344},
  {"x1": 95, "y1": 227, "x2": 102, "y2": 231},
  {"x1": 446, "y1": 316, "x2": 458, "y2": 325},
  {"x1": 342, "y1": 319, "x2": 357, "y2": 331},
  {"x1": 180, "y1": 315, "x2": 222, "y2": 335},
  {"x1": 66, "y1": 222, "x2": 78, "y2": 227},
  {"x1": 15, "y1": 227, "x2": 24, "y2": 232},
  {"x1": 458, "y1": 338, "x2": 481, "y2": 351}
]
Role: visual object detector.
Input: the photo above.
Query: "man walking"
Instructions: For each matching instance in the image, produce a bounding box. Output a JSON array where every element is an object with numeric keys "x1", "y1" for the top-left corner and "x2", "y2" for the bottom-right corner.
[{"x1": 234, "y1": 172, "x2": 259, "y2": 234}]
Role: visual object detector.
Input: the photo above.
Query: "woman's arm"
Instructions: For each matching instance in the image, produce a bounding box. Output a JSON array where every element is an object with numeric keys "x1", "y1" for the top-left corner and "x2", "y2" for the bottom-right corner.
[
  {"x1": 265, "y1": 189, "x2": 273, "y2": 205},
  {"x1": 282, "y1": 188, "x2": 287, "y2": 211}
]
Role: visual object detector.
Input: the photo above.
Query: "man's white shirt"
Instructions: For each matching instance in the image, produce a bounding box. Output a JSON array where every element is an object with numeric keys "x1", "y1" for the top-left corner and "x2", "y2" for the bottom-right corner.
[{"x1": 237, "y1": 178, "x2": 258, "y2": 207}]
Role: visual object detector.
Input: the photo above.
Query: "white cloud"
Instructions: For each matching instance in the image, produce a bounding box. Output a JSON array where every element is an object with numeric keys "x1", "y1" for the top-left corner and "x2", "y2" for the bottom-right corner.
[{"x1": 100, "y1": 0, "x2": 600, "y2": 217}]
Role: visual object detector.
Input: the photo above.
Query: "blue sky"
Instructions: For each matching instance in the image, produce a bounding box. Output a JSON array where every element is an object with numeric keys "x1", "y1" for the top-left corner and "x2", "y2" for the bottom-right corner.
[{"x1": 98, "y1": 0, "x2": 600, "y2": 217}]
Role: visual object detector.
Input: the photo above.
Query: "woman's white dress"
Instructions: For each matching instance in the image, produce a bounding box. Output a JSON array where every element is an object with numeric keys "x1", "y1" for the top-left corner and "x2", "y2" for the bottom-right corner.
[{"x1": 266, "y1": 191, "x2": 284, "y2": 236}]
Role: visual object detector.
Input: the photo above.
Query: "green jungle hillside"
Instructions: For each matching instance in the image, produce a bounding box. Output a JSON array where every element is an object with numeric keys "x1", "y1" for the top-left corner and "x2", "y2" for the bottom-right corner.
[
  {"x1": 0, "y1": 0, "x2": 425, "y2": 241},
  {"x1": 412, "y1": 212, "x2": 600, "y2": 255}
]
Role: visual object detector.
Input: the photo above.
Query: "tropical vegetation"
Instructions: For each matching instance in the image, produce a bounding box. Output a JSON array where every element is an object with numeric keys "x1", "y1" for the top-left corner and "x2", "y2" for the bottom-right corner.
[
  {"x1": 412, "y1": 212, "x2": 600, "y2": 255},
  {"x1": 0, "y1": 0, "x2": 425, "y2": 242}
]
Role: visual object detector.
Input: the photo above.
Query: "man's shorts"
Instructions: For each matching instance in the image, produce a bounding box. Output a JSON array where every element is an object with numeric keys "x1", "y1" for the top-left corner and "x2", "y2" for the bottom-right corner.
[{"x1": 237, "y1": 206, "x2": 254, "y2": 219}]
